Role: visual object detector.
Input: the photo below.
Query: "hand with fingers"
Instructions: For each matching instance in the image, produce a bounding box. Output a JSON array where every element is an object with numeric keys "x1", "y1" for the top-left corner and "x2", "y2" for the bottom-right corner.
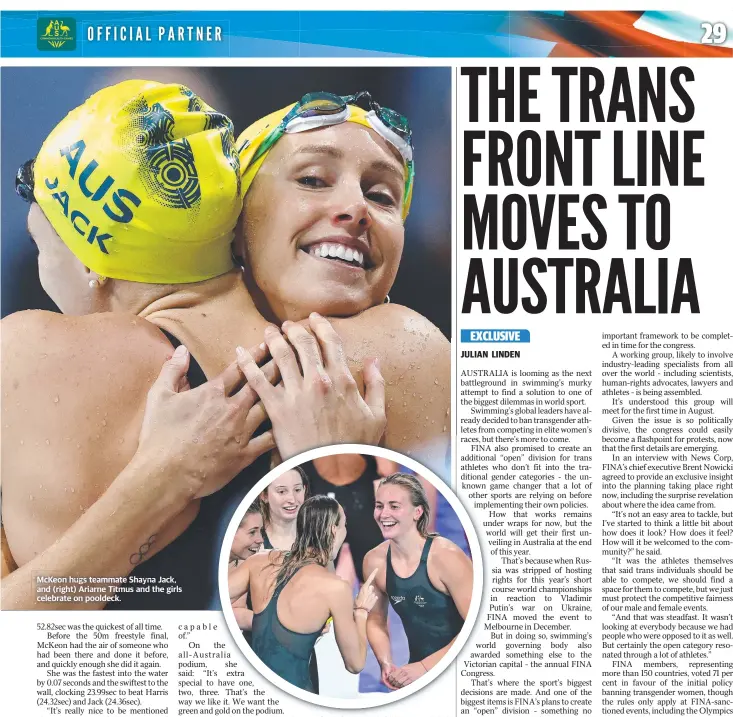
[
  {"x1": 354, "y1": 568, "x2": 380, "y2": 615},
  {"x1": 235, "y1": 313, "x2": 386, "y2": 460},
  {"x1": 380, "y1": 661, "x2": 399, "y2": 691},
  {"x1": 388, "y1": 661, "x2": 428, "y2": 689},
  {"x1": 136, "y1": 343, "x2": 275, "y2": 500}
]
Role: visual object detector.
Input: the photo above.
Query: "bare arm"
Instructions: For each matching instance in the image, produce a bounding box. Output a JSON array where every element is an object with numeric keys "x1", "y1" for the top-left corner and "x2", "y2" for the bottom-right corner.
[
  {"x1": 329, "y1": 569, "x2": 378, "y2": 674},
  {"x1": 331, "y1": 304, "x2": 451, "y2": 479},
  {"x1": 1, "y1": 333, "x2": 273, "y2": 609},
  {"x1": 366, "y1": 589, "x2": 394, "y2": 678},
  {"x1": 1, "y1": 528, "x2": 17, "y2": 577},
  {"x1": 1, "y1": 452, "x2": 194, "y2": 610},
  {"x1": 363, "y1": 552, "x2": 397, "y2": 688},
  {"x1": 391, "y1": 542, "x2": 474, "y2": 685},
  {"x1": 436, "y1": 542, "x2": 474, "y2": 622},
  {"x1": 228, "y1": 561, "x2": 253, "y2": 604},
  {"x1": 233, "y1": 602, "x2": 254, "y2": 631}
]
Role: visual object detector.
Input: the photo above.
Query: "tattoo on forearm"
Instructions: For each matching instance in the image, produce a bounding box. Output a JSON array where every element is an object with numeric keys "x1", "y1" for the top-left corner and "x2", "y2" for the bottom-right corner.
[{"x1": 130, "y1": 534, "x2": 157, "y2": 565}]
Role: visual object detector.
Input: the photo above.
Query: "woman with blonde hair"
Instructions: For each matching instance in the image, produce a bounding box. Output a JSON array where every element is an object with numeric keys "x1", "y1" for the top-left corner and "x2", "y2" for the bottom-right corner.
[
  {"x1": 229, "y1": 495, "x2": 378, "y2": 693},
  {"x1": 364, "y1": 474, "x2": 473, "y2": 690},
  {"x1": 3, "y1": 81, "x2": 447, "y2": 610}
]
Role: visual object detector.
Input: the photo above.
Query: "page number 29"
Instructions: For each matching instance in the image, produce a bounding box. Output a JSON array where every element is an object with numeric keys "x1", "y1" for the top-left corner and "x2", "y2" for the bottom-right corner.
[{"x1": 701, "y1": 22, "x2": 727, "y2": 44}]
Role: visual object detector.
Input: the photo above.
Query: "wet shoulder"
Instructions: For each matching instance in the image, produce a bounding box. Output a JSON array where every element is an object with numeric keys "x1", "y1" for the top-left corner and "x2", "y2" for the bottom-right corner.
[
  {"x1": 429, "y1": 536, "x2": 465, "y2": 563},
  {"x1": 275, "y1": 562, "x2": 334, "y2": 600},
  {"x1": 331, "y1": 304, "x2": 449, "y2": 406},
  {"x1": 427, "y1": 536, "x2": 473, "y2": 588},
  {"x1": 331, "y1": 303, "x2": 448, "y2": 367},
  {"x1": 250, "y1": 551, "x2": 282, "y2": 573},
  {"x1": 312, "y1": 565, "x2": 354, "y2": 599},
  {"x1": 1, "y1": 310, "x2": 174, "y2": 439},
  {"x1": 336, "y1": 305, "x2": 451, "y2": 470},
  {"x1": 2, "y1": 310, "x2": 173, "y2": 380}
]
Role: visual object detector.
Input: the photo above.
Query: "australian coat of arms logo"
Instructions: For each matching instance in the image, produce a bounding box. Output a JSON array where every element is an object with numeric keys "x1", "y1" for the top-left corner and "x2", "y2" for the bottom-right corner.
[{"x1": 37, "y1": 18, "x2": 77, "y2": 51}]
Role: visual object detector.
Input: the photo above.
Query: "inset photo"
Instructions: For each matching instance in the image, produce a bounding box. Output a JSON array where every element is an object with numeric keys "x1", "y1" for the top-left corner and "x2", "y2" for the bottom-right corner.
[{"x1": 220, "y1": 446, "x2": 482, "y2": 708}]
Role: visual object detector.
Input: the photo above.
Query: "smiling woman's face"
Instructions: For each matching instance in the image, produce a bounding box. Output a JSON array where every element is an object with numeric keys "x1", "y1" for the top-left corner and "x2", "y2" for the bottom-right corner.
[
  {"x1": 231, "y1": 512, "x2": 263, "y2": 560},
  {"x1": 374, "y1": 483, "x2": 421, "y2": 540},
  {"x1": 238, "y1": 122, "x2": 406, "y2": 322},
  {"x1": 265, "y1": 469, "x2": 307, "y2": 524}
]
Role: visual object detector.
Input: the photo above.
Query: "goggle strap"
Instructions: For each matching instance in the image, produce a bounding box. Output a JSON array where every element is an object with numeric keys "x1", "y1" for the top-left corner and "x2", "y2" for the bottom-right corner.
[{"x1": 240, "y1": 148, "x2": 272, "y2": 198}]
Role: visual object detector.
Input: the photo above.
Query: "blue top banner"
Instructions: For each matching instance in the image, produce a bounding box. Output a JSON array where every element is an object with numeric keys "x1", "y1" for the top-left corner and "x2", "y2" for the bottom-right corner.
[
  {"x1": 1, "y1": 11, "x2": 549, "y2": 58},
  {"x1": 2, "y1": 11, "x2": 729, "y2": 58}
]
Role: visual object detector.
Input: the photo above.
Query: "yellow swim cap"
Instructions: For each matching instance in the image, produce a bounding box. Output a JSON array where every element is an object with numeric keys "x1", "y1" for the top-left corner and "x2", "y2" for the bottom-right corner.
[
  {"x1": 237, "y1": 104, "x2": 296, "y2": 201},
  {"x1": 34, "y1": 80, "x2": 241, "y2": 283},
  {"x1": 237, "y1": 93, "x2": 414, "y2": 220}
]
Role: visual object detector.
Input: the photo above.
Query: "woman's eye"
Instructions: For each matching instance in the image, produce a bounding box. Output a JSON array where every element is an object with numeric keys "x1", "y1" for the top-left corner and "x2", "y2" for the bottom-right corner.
[
  {"x1": 366, "y1": 190, "x2": 396, "y2": 207},
  {"x1": 297, "y1": 176, "x2": 327, "y2": 188}
]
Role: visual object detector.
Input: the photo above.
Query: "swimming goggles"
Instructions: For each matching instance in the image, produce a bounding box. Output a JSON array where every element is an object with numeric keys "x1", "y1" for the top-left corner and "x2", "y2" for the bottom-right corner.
[
  {"x1": 15, "y1": 158, "x2": 36, "y2": 203},
  {"x1": 241, "y1": 91, "x2": 414, "y2": 215}
]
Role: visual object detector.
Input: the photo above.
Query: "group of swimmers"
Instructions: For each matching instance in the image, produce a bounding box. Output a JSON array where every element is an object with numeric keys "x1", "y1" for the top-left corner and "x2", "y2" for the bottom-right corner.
[
  {"x1": 228, "y1": 467, "x2": 473, "y2": 694},
  {"x1": 1, "y1": 79, "x2": 450, "y2": 608}
]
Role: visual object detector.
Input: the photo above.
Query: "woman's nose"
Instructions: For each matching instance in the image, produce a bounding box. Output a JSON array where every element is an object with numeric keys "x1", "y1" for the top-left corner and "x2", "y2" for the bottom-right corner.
[{"x1": 331, "y1": 184, "x2": 372, "y2": 234}]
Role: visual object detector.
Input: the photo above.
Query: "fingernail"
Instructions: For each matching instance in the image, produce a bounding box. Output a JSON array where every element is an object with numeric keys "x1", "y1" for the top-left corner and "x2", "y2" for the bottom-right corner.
[
  {"x1": 282, "y1": 320, "x2": 292, "y2": 329},
  {"x1": 259, "y1": 343, "x2": 266, "y2": 351},
  {"x1": 373, "y1": 357, "x2": 381, "y2": 371},
  {"x1": 236, "y1": 346, "x2": 246, "y2": 360},
  {"x1": 264, "y1": 325, "x2": 278, "y2": 335},
  {"x1": 173, "y1": 345, "x2": 188, "y2": 358},
  {"x1": 310, "y1": 312, "x2": 322, "y2": 320}
]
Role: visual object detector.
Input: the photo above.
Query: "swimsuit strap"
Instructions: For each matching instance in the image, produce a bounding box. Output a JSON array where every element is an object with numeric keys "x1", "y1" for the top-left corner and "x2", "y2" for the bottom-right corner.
[
  {"x1": 261, "y1": 528, "x2": 274, "y2": 550},
  {"x1": 387, "y1": 536, "x2": 433, "y2": 570},
  {"x1": 159, "y1": 328, "x2": 207, "y2": 389},
  {"x1": 272, "y1": 562, "x2": 316, "y2": 602},
  {"x1": 420, "y1": 536, "x2": 434, "y2": 564},
  {"x1": 271, "y1": 572, "x2": 291, "y2": 600}
]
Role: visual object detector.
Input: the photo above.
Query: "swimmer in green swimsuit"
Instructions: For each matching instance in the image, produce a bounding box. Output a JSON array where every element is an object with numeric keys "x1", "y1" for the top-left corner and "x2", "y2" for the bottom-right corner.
[
  {"x1": 229, "y1": 495, "x2": 378, "y2": 693},
  {"x1": 364, "y1": 473, "x2": 473, "y2": 689}
]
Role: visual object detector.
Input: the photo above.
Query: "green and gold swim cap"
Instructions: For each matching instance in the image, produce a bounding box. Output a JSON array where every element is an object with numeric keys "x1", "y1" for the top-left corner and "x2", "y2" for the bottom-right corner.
[{"x1": 33, "y1": 80, "x2": 241, "y2": 283}]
